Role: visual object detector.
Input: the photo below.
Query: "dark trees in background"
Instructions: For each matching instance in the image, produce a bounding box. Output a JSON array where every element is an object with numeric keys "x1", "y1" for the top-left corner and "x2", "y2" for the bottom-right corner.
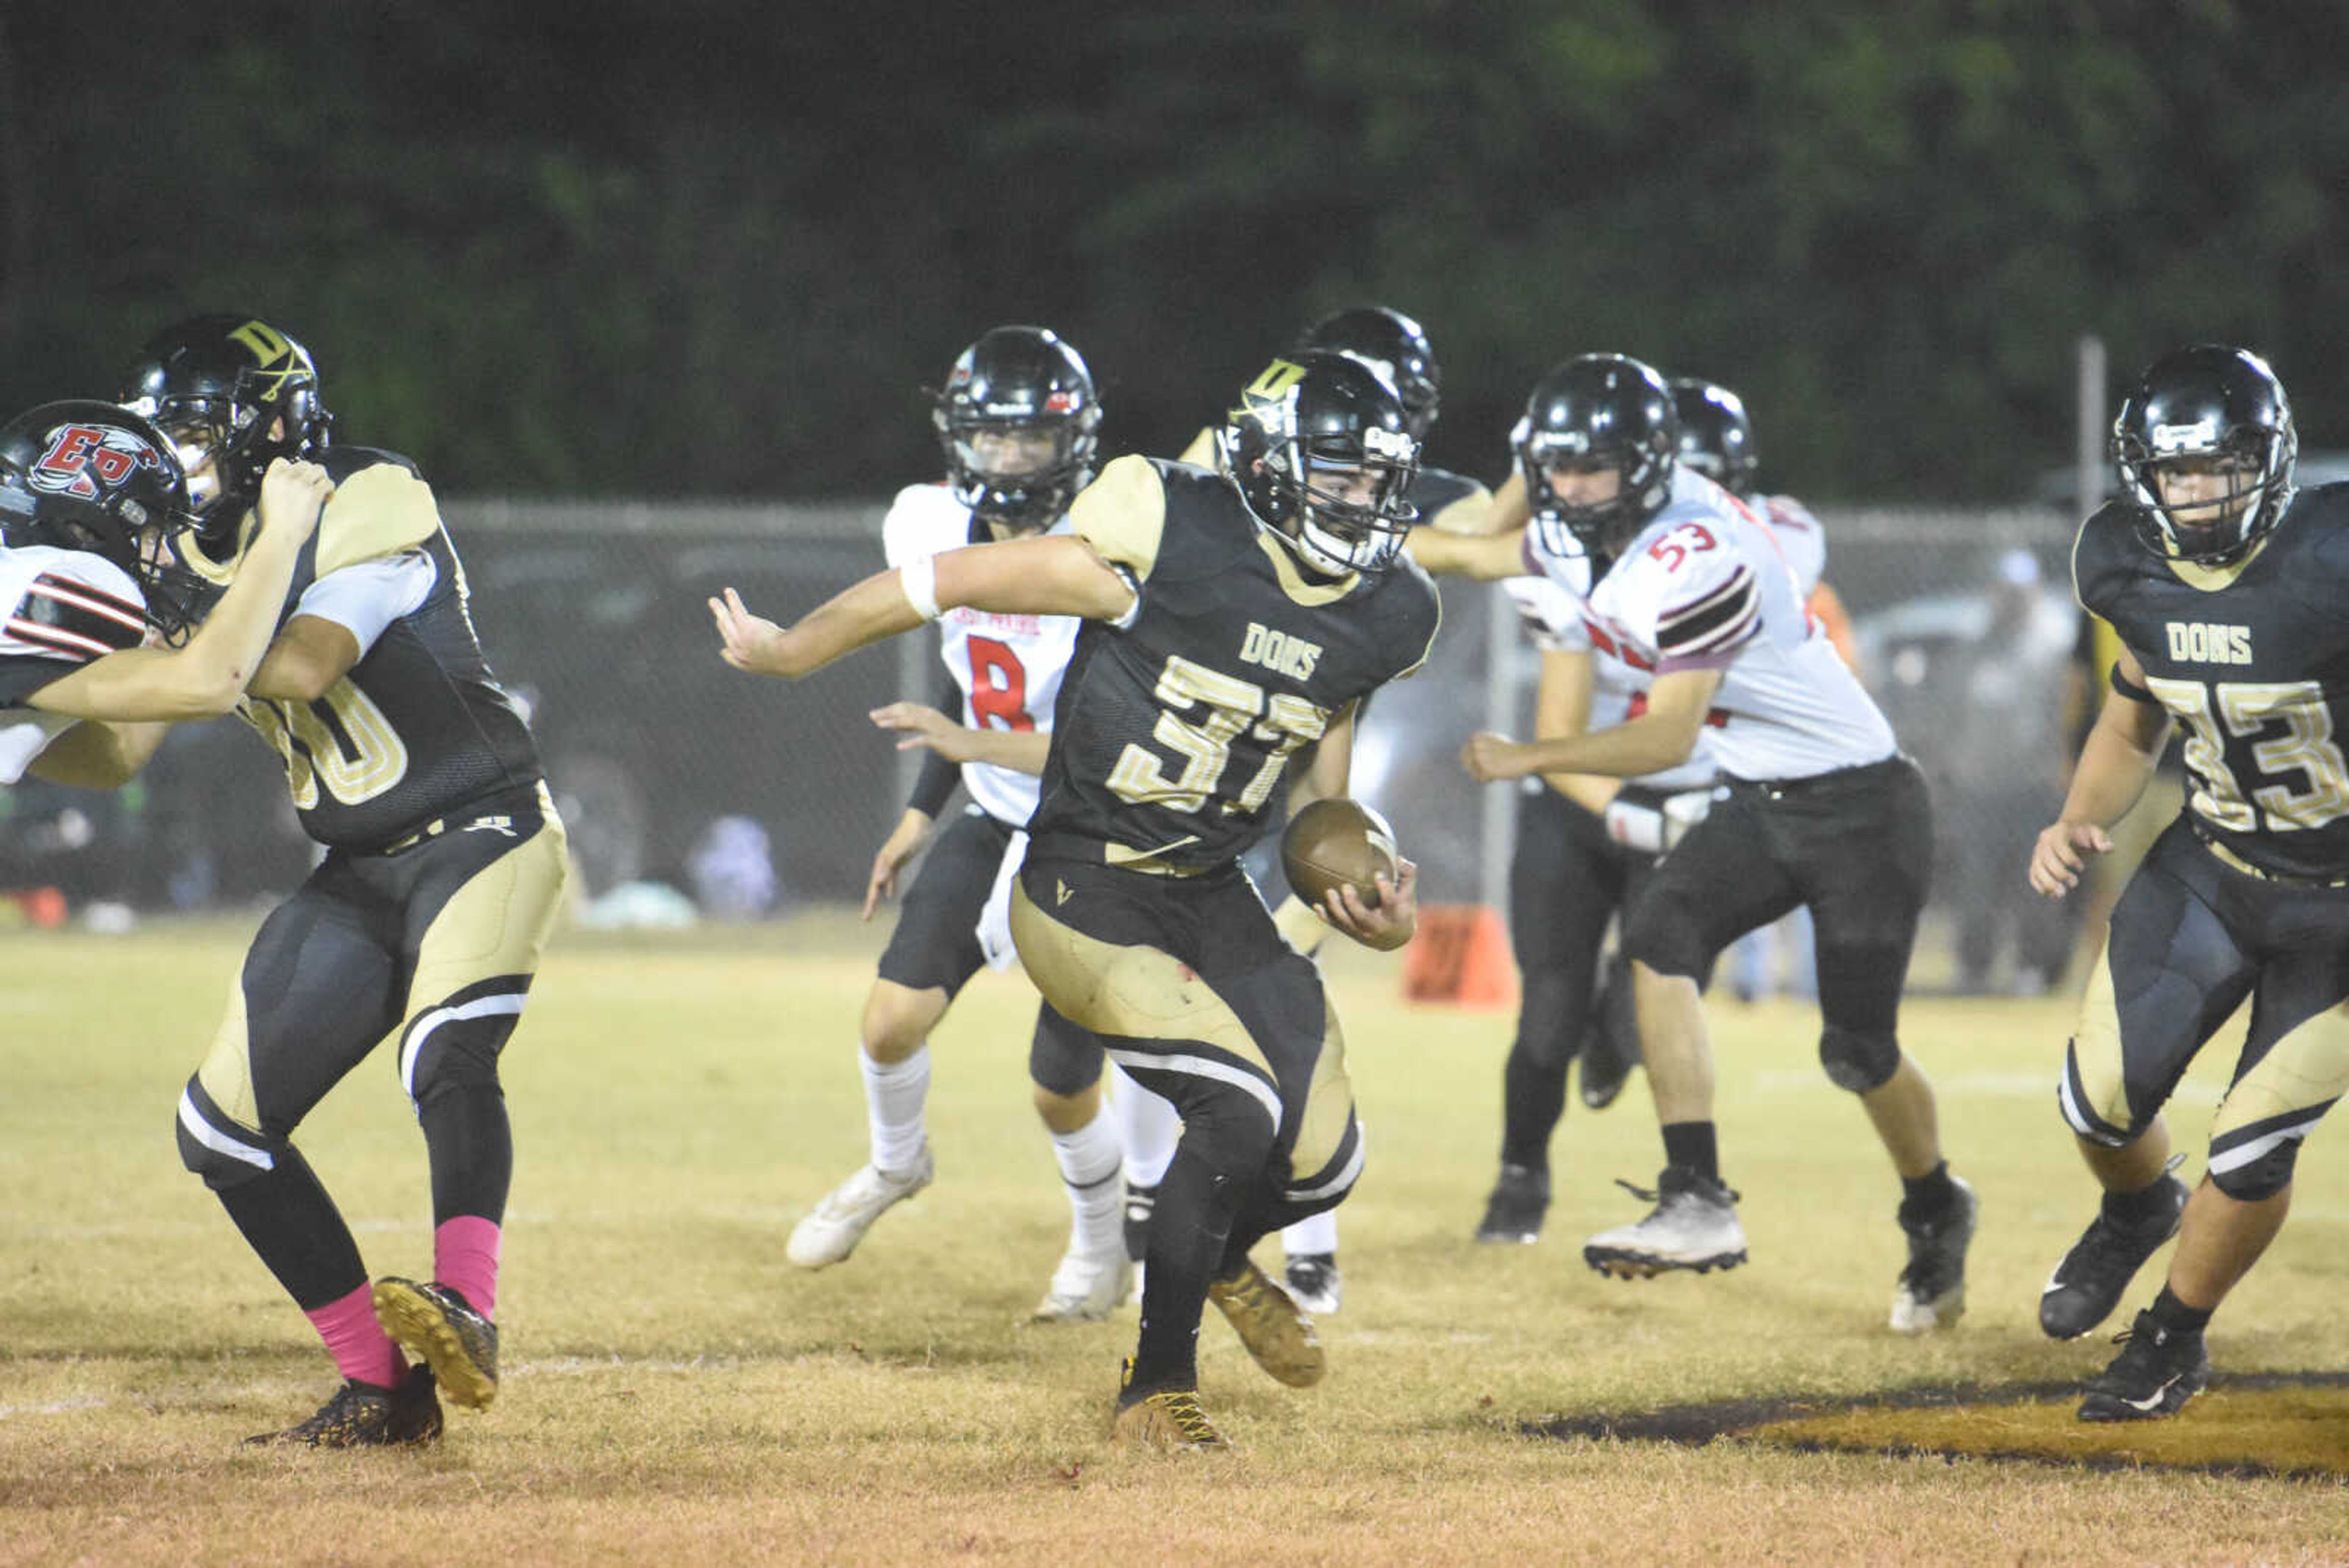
[{"x1": 4, "y1": 2, "x2": 2343, "y2": 503}]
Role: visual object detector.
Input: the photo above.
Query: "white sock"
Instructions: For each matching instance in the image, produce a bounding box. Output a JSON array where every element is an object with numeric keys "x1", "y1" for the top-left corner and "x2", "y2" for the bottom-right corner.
[
  {"x1": 1283, "y1": 1209, "x2": 1338, "y2": 1260},
  {"x1": 1110, "y1": 1063, "x2": 1181, "y2": 1188},
  {"x1": 861, "y1": 1045, "x2": 930, "y2": 1174},
  {"x1": 1050, "y1": 1109, "x2": 1126, "y2": 1257}
]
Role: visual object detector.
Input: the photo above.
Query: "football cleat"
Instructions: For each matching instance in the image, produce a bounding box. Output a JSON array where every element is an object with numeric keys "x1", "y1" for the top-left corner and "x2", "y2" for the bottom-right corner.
[
  {"x1": 2077, "y1": 1310, "x2": 2210, "y2": 1422},
  {"x1": 1475, "y1": 1162, "x2": 1551, "y2": 1244},
  {"x1": 373, "y1": 1277, "x2": 501, "y2": 1411},
  {"x1": 1282, "y1": 1252, "x2": 1342, "y2": 1316},
  {"x1": 1208, "y1": 1260, "x2": 1326, "y2": 1388},
  {"x1": 1583, "y1": 1167, "x2": 1746, "y2": 1279},
  {"x1": 786, "y1": 1145, "x2": 936, "y2": 1269},
  {"x1": 242, "y1": 1363, "x2": 442, "y2": 1449},
  {"x1": 1889, "y1": 1176, "x2": 1979, "y2": 1334},
  {"x1": 2039, "y1": 1170, "x2": 2190, "y2": 1340},
  {"x1": 1113, "y1": 1359, "x2": 1228, "y2": 1452},
  {"x1": 1030, "y1": 1246, "x2": 1134, "y2": 1323}
]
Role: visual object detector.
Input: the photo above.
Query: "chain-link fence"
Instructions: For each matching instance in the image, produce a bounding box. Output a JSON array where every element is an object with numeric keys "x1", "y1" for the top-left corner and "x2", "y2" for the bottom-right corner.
[{"x1": 1, "y1": 497, "x2": 2090, "y2": 985}]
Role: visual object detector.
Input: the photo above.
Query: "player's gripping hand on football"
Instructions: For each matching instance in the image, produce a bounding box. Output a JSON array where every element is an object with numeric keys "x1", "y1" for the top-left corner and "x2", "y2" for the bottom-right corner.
[
  {"x1": 863, "y1": 808, "x2": 933, "y2": 920},
  {"x1": 1320, "y1": 858, "x2": 1418, "y2": 951},
  {"x1": 2028, "y1": 820, "x2": 2113, "y2": 898}
]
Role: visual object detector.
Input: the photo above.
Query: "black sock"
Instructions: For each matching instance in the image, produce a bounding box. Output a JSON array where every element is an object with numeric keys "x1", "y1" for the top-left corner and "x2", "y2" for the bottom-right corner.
[
  {"x1": 1661, "y1": 1121, "x2": 1719, "y2": 1183},
  {"x1": 2148, "y1": 1285, "x2": 2212, "y2": 1336},
  {"x1": 215, "y1": 1145, "x2": 368, "y2": 1310},
  {"x1": 1899, "y1": 1161, "x2": 1959, "y2": 1222},
  {"x1": 1127, "y1": 1148, "x2": 1245, "y2": 1400}
]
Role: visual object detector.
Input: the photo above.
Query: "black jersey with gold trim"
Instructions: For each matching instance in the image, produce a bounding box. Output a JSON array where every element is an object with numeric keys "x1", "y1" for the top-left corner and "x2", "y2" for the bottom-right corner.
[
  {"x1": 1030, "y1": 454, "x2": 1439, "y2": 874},
  {"x1": 196, "y1": 447, "x2": 543, "y2": 852},
  {"x1": 2074, "y1": 483, "x2": 2349, "y2": 879}
]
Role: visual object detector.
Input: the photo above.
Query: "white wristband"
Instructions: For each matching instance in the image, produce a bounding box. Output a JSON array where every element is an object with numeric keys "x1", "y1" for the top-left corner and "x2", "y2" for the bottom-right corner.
[{"x1": 900, "y1": 557, "x2": 942, "y2": 623}]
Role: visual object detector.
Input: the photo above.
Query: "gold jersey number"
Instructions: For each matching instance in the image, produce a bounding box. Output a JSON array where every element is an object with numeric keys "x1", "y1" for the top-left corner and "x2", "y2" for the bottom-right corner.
[
  {"x1": 242, "y1": 681, "x2": 411, "y2": 809},
  {"x1": 2145, "y1": 675, "x2": 2349, "y2": 833},
  {"x1": 1106, "y1": 653, "x2": 1327, "y2": 814}
]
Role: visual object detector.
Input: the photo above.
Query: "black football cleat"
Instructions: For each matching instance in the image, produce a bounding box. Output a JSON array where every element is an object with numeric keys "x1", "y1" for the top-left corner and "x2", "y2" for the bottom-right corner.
[
  {"x1": 374, "y1": 1277, "x2": 500, "y2": 1411},
  {"x1": 2077, "y1": 1310, "x2": 2210, "y2": 1422},
  {"x1": 2039, "y1": 1172, "x2": 2189, "y2": 1340},
  {"x1": 1475, "y1": 1162, "x2": 1551, "y2": 1244},
  {"x1": 242, "y1": 1363, "x2": 443, "y2": 1449}
]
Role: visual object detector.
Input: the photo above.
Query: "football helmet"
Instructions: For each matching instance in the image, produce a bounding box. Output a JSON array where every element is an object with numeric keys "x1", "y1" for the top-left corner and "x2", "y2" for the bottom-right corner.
[
  {"x1": 1669, "y1": 378, "x2": 1757, "y2": 497},
  {"x1": 2113, "y1": 344, "x2": 2296, "y2": 565},
  {"x1": 1222, "y1": 351, "x2": 1421, "y2": 576},
  {"x1": 1295, "y1": 306, "x2": 1441, "y2": 442},
  {"x1": 0, "y1": 399, "x2": 208, "y2": 639},
  {"x1": 1515, "y1": 354, "x2": 1679, "y2": 559},
  {"x1": 123, "y1": 313, "x2": 332, "y2": 546},
  {"x1": 932, "y1": 326, "x2": 1101, "y2": 536}
]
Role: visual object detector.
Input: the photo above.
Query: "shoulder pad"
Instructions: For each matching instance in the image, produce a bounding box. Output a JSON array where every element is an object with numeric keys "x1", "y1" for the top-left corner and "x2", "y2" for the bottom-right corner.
[
  {"x1": 1174, "y1": 425, "x2": 1221, "y2": 469},
  {"x1": 321, "y1": 446, "x2": 422, "y2": 484},
  {"x1": 1070, "y1": 455, "x2": 1171, "y2": 582},
  {"x1": 2071, "y1": 502, "x2": 2142, "y2": 614},
  {"x1": 882, "y1": 483, "x2": 972, "y2": 567},
  {"x1": 315, "y1": 461, "x2": 440, "y2": 578},
  {"x1": 1409, "y1": 466, "x2": 1493, "y2": 532}
]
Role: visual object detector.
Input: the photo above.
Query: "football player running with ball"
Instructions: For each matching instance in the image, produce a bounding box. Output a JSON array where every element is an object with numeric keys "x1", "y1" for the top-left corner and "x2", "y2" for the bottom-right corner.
[
  {"x1": 120, "y1": 316, "x2": 569, "y2": 1446},
  {"x1": 787, "y1": 325, "x2": 1146, "y2": 1324},
  {"x1": 2030, "y1": 346, "x2": 2349, "y2": 1422},
  {"x1": 716, "y1": 351, "x2": 1438, "y2": 1451},
  {"x1": 1432, "y1": 354, "x2": 1976, "y2": 1334}
]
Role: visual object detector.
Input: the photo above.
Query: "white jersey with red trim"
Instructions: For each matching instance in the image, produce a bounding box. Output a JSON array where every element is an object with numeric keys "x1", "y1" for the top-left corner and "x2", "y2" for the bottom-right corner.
[
  {"x1": 1753, "y1": 492, "x2": 1825, "y2": 598},
  {"x1": 881, "y1": 483, "x2": 1081, "y2": 827},
  {"x1": 1499, "y1": 572, "x2": 1715, "y2": 792},
  {"x1": 1526, "y1": 466, "x2": 1894, "y2": 781},
  {"x1": 0, "y1": 544, "x2": 148, "y2": 783}
]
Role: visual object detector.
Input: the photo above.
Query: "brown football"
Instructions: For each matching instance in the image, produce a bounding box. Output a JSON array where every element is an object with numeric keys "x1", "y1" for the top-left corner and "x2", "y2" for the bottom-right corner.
[{"x1": 1282, "y1": 798, "x2": 1400, "y2": 910}]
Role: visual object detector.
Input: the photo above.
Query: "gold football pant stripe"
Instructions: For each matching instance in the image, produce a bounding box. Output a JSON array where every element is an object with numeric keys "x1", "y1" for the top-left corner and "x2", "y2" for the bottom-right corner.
[
  {"x1": 1011, "y1": 877, "x2": 1281, "y2": 1124},
  {"x1": 1009, "y1": 878, "x2": 1358, "y2": 1164}
]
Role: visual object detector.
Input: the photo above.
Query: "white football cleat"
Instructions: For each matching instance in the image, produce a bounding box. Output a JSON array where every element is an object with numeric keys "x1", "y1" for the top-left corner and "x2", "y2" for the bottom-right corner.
[
  {"x1": 1583, "y1": 1167, "x2": 1747, "y2": 1279},
  {"x1": 786, "y1": 1145, "x2": 935, "y2": 1269},
  {"x1": 1030, "y1": 1246, "x2": 1134, "y2": 1323}
]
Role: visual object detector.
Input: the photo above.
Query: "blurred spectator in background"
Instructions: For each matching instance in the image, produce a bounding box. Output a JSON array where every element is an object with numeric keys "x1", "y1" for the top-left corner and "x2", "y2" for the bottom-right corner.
[{"x1": 1945, "y1": 548, "x2": 2078, "y2": 994}]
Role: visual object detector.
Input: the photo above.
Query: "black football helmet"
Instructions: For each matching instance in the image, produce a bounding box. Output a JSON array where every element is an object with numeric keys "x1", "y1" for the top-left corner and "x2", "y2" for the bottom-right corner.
[
  {"x1": 1295, "y1": 306, "x2": 1441, "y2": 442},
  {"x1": 0, "y1": 399, "x2": 209, "y2": 640},
  {"x1": 1221, "y1": 350, "x2": 1421, "y2": 576},
  {"x1": 932, "y1": 326, "x2": 1101, "y2": 536},
  {"x1": 1669, "y1": 378, "x2": 1757, "y2": 497},
  {"x1": 123, "y1": 313, "x2": 332, "y2": 546},
  {"x1": 2113, "y1": 344, "x2": 2297, "y2": 565},
  {"x1": 1514, "y1": 354, "x2": 1679, "y2": 559}
]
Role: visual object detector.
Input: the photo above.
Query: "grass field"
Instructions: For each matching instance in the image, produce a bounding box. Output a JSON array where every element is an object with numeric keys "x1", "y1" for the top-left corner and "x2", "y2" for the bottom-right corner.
[{"x1": 5, "y1": 913, "x2": 2348, "y2": 1565}]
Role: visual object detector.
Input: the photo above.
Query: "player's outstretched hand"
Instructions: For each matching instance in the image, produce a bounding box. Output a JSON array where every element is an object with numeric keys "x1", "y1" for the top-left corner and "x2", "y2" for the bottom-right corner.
[
  {"x1": 711, "y1": 587, "x2": 795, "y2": 676},
  {"x1": 2029, "y1": 819, "x2": 2112, "y2": 898},
  {"x1": 1322, "y1": 858, "x2": 1418, "y2": 951},
  {"x1": 870, "y1": 702, "x2": 982, "y2": 763},
  {"x1": 1461, "y1": 730, "x2": 1537, "y2": 783},
  {"x1": 254, "y1": 457, "x2": 333, "y2": 545},
  {"x1": 863, "y1": 809, "x2": 934, "y2": 920}
]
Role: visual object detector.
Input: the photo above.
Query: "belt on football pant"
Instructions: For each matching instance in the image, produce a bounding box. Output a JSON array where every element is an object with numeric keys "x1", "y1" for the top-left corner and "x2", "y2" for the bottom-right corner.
[
  {"x1": 373, "y1": 781, "x2": 550, "y2": 856},
  {"x1": 2191, "y1": 825, "x2": 2349, "y2": 890},
  {"x1": 1721, "y1": 752, "x2": 1907, "y2": 802}
]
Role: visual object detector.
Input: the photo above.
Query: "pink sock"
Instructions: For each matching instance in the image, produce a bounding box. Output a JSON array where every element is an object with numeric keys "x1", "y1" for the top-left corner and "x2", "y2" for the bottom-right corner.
[
  {"x1": 435, "y1": 1216, "x2": 502, "y2": 1319},
  {"x1": 306, "y1": 1284, "x2": 403, "y2": 1389}
]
